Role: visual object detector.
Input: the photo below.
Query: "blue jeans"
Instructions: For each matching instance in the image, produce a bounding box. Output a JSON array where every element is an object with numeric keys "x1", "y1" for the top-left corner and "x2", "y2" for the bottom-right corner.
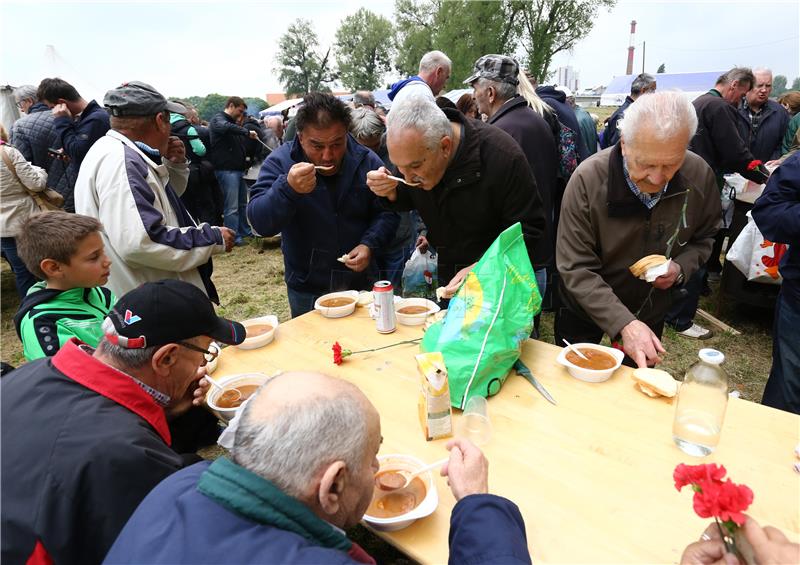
[
  {"x1": 762, "y1": 293, "x2": 800, "y2": 414},
  {"x1": 287, "y1": 287, "x2": 321, "y2": 318},
  {"x1": 1, "y1": 237, "x2": 38, "y2": 298},
  {"x1": 214, "y1": 170, "x2": 252, "y2": 240},
  {"x1": 665, "y1": 266, "x2": 706, "y2": 332}
]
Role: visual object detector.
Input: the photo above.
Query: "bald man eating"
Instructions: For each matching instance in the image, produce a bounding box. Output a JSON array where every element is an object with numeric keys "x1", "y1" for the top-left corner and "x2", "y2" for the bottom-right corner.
[{"x1": 105, "y1": 372, "x2": 531, "y2": 564}]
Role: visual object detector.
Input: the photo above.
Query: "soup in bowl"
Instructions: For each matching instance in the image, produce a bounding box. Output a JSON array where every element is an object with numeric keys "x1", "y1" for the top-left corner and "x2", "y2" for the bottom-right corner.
[
  {"x1": 314, "y1": 291, "x2": 359, "y2": 318},
  {"x1": 394, "y1": 298, "x2": 440, "y2": 326},
  {"x1": 363, "y1": 454, "x2": 438, "y2": 531},
  {"x1": 237, "y1": 315, "x2": 279, "y2": 350},
  {"x1": 206, "y1": 372, "x2": 270, "y2": 422},
  {"x1": 556, "y1": 343, "x2": 624, "y2": 383}
]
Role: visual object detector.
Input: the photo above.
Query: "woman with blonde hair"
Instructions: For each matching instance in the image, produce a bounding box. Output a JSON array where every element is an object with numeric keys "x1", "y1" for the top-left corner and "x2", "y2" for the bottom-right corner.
[{"x1": 0, "y1": 123, "x2": 47, "y2": 297}]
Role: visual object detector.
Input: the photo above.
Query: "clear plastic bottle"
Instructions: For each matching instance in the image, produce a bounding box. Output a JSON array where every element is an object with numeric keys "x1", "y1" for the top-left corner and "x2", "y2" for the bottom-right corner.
[{"x1": 672, "y1": 348, "x2": 728, "y2": 456}]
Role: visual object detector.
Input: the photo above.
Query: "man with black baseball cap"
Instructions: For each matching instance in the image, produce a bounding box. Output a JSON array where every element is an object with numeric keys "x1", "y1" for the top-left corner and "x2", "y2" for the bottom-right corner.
[
  {"x1": 75, "y1": 81, "x2": 236, "y2": 302},
  {"x1": 1, "y1": 279, "x2": 244, "y2": 565}
]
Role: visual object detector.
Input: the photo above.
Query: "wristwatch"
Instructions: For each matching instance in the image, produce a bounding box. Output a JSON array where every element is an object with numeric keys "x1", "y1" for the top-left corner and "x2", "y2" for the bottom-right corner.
[{"x1": 675, "y1": 267, "x2": 685, "y2": 286}]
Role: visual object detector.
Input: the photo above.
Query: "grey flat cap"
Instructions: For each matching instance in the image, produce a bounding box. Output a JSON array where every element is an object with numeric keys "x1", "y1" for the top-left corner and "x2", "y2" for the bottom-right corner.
[
  {"x1": 104, "y1": 81, "x2": 186, "y2": 117},
  {"x1": 463, "y1": 54, "x2": 520, "y2": 86}
]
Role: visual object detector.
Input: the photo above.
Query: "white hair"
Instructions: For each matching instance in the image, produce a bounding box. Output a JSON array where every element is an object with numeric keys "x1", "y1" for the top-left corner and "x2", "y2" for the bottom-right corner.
[
  {"x1": 419, "y1": 50, "x2": 451, "y2": 74},
  {"x1": 618, "y1": 90, "x2": 698, "y2": 146},
  {"x1": 13, "y1": 85, "x2": 37, "y2": 104},
  {"x1": 476, "y1": 77, "x2": 517, "y2": 103},
  {"x1": 350, "y1": 106, "x2": 385, "y2": 140},
  {"x1": 386, "y1": 93, "x2": 451, "y2": 150},
  {"x1": 231, "y1": 379, "x2": 369, "y2": 498}
]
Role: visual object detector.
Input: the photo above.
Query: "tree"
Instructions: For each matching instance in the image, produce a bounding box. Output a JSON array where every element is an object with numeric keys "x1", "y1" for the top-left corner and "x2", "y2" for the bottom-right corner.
[
  {"x1": 519, "y1": 0, "x2": 616, "y2": 84},
  {"x1": 335, "y1": 9, "x2": 395, "y2": 91},
  {"x1": 772, "y1": 75, "x2": 787, "y2": 95},
  {"x1": 244, "y1": 97, "x2": 268, "y2": 115},
  {"x1": 274, "y1": 19, "x2": 335, "y2": 96},
  {"x1": 394, "y1": 0, "x2": 440, "y2": 77},
  {"x1": 433, "y1": 1, "x2": 525, "y2": 91},
  {"x1": 196, "y1": 93, "x2": 228, "y2": 121},
  {"x1": 657, "y1": 63, "x2": 666, "y2": 74},
  {"x1": 792, "y1": 77, "x2": 800, "y2": 91}
]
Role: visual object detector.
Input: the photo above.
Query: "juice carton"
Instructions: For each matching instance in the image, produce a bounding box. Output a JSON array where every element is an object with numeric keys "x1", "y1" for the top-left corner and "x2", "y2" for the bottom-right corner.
[{"x1": 416, "y1": 352, "x2": 453, "y2": 441}]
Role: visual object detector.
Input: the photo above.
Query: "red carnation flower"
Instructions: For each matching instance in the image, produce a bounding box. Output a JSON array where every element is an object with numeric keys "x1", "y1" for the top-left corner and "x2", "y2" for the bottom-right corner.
[
  {"x1": 332, "y1": 342, "x2": 344, "y2": 365},
  {"x1": 673, "y1": 463, "x2": 727, "y2": 491},
  {"x1": 692, "y1": 479, "x2": 753, "y2": 526},
  {"x1": 747, "y1": 159, "x2": 763, "y2": 171}
]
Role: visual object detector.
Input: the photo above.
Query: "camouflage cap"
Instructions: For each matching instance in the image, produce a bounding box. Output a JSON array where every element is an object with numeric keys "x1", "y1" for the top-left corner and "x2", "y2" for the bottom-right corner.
[
  {"x1": 463, "y1": 54, "x2": 520, "y2": 86},
  {"x1": 104, "y1": 81, "x2": 186, "y2": 117}
]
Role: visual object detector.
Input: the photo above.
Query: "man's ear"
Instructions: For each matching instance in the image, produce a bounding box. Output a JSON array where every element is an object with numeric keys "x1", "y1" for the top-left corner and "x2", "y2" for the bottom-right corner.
[
  {"x1": 317, "y1": 461, "x2": 347, "y2": 517},
  {"x1": 39, "y1": 258, "x2": 63, "y2": 279},
  {"x1": 151, "y1": 343, "x2": 180, "y2": 376},
  {"x1": 440, "y1": 135, "x2": 453, "y2": 159}
]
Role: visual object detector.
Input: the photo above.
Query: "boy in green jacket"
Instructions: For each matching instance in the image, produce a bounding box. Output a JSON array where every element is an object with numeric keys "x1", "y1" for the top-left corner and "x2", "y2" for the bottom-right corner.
[{"x1": 14, "y1": 212, "x2": 114, "y2": 360}]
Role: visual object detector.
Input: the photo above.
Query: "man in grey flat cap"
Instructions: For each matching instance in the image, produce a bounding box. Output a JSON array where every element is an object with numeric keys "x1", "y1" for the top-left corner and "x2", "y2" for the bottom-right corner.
[{"x1": 75, "y1": 81, "x2": 235, "y2": 301}]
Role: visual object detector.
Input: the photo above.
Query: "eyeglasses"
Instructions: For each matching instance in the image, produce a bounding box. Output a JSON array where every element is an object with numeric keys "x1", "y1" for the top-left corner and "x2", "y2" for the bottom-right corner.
[{"x1": 176, "y1": 341, "x2": 218, "y2": 365}]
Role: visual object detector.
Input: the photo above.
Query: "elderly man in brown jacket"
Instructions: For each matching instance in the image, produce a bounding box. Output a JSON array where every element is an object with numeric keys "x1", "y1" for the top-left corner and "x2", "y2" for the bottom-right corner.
[{"x1": 556, "y1": 91, "x2": 721, "y2": 368}]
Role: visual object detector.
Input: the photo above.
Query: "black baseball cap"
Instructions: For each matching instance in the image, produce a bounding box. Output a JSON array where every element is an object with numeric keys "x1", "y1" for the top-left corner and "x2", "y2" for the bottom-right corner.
[
  {"x1": 104, "y1": 81, "x2": 187, "y2": 117},
  {"x1": 463, "y1": 54, "x2": 520, "y2": 86},
  {"x1": 105, "y1": 280, "x2": 245, "y2": 349}
]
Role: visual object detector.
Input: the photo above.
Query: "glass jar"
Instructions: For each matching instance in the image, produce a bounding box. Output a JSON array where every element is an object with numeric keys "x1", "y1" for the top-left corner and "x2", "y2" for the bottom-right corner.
[{"x1": 672, "y1": 348, "x2": 728, "y2": 456}]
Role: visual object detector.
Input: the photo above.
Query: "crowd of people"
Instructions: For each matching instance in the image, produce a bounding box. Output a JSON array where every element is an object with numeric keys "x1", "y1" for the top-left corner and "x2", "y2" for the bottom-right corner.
[{"x1": 1, "y1": 48, "x2": 799, "y2": 564}]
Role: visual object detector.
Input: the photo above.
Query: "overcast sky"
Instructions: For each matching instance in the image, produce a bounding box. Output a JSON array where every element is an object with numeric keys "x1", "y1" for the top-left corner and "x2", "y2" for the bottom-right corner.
[{"x1": 1, "y1": 0, "x2": 798, "y2": 101}]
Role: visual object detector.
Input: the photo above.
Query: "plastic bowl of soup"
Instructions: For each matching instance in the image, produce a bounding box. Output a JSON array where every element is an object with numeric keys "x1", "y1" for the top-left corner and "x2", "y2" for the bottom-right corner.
[
  {"x1": 394, "y1": 298, "x2": 440, "y2": 326},
  {"x1": 206, "y1": 372, "x2": 269, "y2": 422},
  {"x1": 314, "y1": 291, "x2": 359, "y2": 318},
  {"x1": 556, "y1": 343, "x2": 625, "y2": 383},
  {"x1": 237, "y1": 316, "x2": 279, "y2": 350},
  {"x1": 363, "y1": 454, "x2": 438, "y2": 532}
]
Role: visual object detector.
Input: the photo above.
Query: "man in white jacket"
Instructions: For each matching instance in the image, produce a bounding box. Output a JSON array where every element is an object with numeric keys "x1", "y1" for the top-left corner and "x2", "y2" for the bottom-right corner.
[{"x1": 75, "y1": 82, "x2": 234, "y2": 302}]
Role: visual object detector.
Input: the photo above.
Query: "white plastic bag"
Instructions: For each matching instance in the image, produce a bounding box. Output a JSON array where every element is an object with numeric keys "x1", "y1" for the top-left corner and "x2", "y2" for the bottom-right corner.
[
  {"x1": 401, "y1": 248, "x2": 437, "y2": 299},
  {"x1": 726, "y1": 212, "x2": 788, "y2": 284}
]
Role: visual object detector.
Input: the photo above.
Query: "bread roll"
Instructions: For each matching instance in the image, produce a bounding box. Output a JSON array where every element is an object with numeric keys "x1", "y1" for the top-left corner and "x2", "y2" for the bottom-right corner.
[{"x1": 631, "y1": 368, "x2": 679, "y2": 398}]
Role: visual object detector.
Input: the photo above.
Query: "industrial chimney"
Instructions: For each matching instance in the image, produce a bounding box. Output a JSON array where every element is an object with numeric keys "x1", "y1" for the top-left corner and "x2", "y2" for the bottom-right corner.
[{"x1": 626, "y1": 20, "x2": 636, "y2": 75}]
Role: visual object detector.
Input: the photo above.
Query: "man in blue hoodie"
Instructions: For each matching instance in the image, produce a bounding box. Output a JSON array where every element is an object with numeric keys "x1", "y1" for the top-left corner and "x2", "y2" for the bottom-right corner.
[
  {"x1": 388, "y1": 50, "x2": 451, "y2": 105},
  {"x1": 247, "y1": 93, "x2": 398, "y2": 317},
  {"x1": 752, "y1": 153, "x2": 800, "y2": 414}
]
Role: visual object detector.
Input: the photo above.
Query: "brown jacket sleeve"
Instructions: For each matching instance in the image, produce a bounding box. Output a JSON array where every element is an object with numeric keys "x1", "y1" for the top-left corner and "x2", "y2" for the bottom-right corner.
[{"x1": 556, "y1": 169, "x2": 637, "y2": 338}]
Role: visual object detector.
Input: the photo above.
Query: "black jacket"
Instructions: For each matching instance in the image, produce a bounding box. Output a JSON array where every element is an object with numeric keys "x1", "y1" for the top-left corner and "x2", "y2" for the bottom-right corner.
[
  {"x1": 488, "y1": 96, "x2": 559, "y2": 268},
  {"x1": 208, "y1": 111, "x2": 250, "y2": 170},
  {"x1": 9, "y1": 102, "x2": 70, "y2": 195},
  {"x1": 536, "y1": 86, "x2": 590, "y2": 161},
  {"x1": 384, "y1": 108, "x2": 545, "y2": 283},
  {"x1": 690, "y1": 90, "x2": 766, "y2": 183},
  {"x1": 602, "y1": 96, "x2": 633, "y2": 149},
  {"x1": 0, "y1": 340, "x2": 216, "y2": 565},
  {"x1": 735, "y1": 99, "x2": 790, "y2": 162}
]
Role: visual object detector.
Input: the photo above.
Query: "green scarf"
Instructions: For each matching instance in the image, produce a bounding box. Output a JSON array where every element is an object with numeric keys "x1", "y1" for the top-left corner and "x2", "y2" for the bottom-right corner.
[{"x1": 197, "y1": 457, "x2": 352, "y2": 553}]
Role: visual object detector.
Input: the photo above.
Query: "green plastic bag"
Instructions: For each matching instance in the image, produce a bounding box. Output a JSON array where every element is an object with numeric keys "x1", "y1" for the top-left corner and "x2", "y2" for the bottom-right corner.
[{"x1": 421, "y1": 223, "x2": 541, "y2": 409}]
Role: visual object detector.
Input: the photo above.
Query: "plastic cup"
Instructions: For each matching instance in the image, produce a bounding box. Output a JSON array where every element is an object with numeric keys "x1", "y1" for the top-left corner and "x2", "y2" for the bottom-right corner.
[{"x1": 459, "y1": 396, "x2": 492, "y2": 446}]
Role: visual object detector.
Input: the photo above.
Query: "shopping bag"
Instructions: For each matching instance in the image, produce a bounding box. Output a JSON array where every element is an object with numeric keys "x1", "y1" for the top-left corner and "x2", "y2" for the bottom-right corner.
[
  {"x1": 401, "y1": 248, "x2": 437, "y2": 299},
  {"x1": 421, "y1": 223, "x2": 541, "y2": 409},
  {"x1": 726, "y1": 211, "x2": 787, "y2": 284}
]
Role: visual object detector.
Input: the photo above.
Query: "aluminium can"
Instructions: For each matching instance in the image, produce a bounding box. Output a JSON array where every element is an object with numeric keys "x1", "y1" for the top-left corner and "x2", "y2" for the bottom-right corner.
[{"x1": 373, "y1": 280, "x2": 396, "y2": 334}]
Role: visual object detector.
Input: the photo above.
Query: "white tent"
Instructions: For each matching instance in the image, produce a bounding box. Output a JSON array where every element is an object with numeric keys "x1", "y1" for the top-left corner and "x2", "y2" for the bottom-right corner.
[
  {"x1": 1, "y1": 85, "x2": 20, "y2": 132},
  {"x1": 259, "y1": 98, "x2": 303, "y2": 117}
]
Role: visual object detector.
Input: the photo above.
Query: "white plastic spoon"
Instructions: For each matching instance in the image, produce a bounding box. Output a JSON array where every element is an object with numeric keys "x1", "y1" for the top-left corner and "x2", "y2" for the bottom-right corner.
[{"x1": 562, "y1": 338, "x2": 590, "y2": 361}]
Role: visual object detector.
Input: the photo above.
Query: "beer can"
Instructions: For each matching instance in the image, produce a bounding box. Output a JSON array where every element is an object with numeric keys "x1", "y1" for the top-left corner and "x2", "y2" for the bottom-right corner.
[{"x1": 373, "y1": 280, "x2": 396, "y2": 334}]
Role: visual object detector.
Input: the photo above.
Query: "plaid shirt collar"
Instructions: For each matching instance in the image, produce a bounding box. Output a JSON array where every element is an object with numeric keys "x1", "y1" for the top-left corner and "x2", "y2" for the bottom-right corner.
[
  {"x1": 622, "y1": 156, "x2": 668, "y2": 210},
  {"x1": 78, "y1": 344, "x2": 172, "y2": 407}
]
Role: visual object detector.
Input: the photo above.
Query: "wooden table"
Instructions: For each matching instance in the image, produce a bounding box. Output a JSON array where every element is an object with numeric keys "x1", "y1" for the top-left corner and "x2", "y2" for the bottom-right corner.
[{"x1": 214, "y1": 309, "x2": 800, "y2": 564}]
